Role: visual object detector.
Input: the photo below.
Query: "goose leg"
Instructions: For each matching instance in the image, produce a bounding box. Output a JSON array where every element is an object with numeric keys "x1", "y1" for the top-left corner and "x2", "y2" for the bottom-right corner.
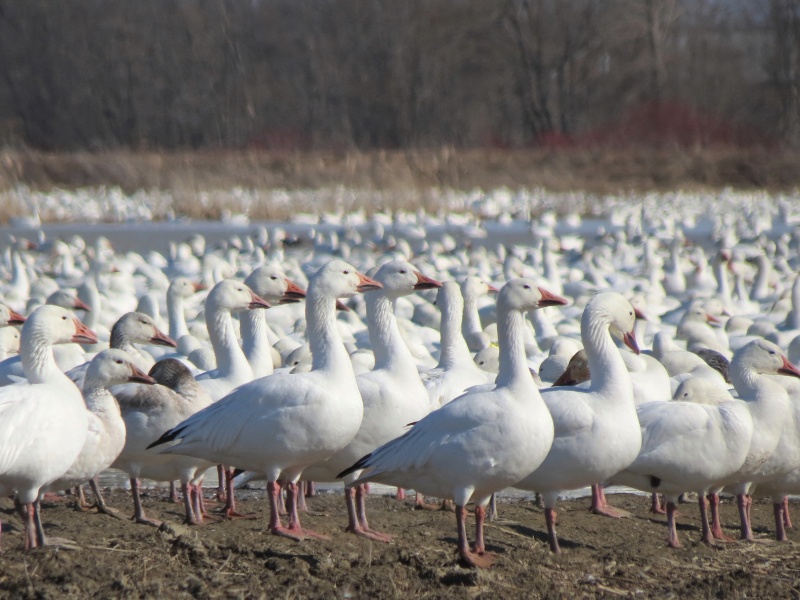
[
  {"x1": 286, "y1": 482, "x2": 327, "y2": 539},
  {"x1": 698, "y1": 494, "x2": 714, "y2": 545},
  {"x1": 169, "y1": 481, "x2": 180, "y2": 504},
  {"x1": 784, "y1": 498, "x2": 793, "y2": 529},
  {"x1": 666, "y1": 501, "x2": 682, "y2": 548},
  {"x1": 131, "y1": 478, "x2": 162, "y2": 527},
  {"x1": 650, "y1": 492, "x2": 666, "y2": 515},
  {"x1": 216, "y1": 464, "x2": 226, "y2": 502},
  {"x1": 18, "y1": 500, "x2": 37, "y2": 551},
  {"x1": 396, "y1": 487, "x2": 405, "y2": 501},
  {"x1": 488, "y1": 493, "x2": 498, "y2": 522},
  {"x1": 472, "y1": 505, "x2": 495, "y2": 565},
  {"x1": 545, "y1": 507, "x2": 560, "y2": 554},
  {"x1": 344, "y1": 485, "x2": 391, "y2": 542},
  {"x1": 737, "y1": 493, "x2": 753, "y2": 541},
  {"x1": 456, "y1": 505, "x2": 492, "y2": 567},
  {"x1": 183, "y1": 482, "x2": 202, "y2": 525},
  {"x1": 222, "y1": 468, "x2": 257, "y2": 519},
  {"x1": 774, "y1": 502, "x2": 787, "y2": 542},
  {"x1": 89, "y1": 478, "x2": 123, "y2": 519},
  {"x1": 305, "y1": 481, "x2": 316, "y2": 497},
  {"x1": 590, "y1": 483, "x2": 631, "y2": 518},
  {"x1": 33, "y1": 500, "x2": 79, "y2": 549},
  {"x1": 708, "y1": 492, "x2": 735, "y2": 541},
  {"x1": 356, "y1": 484, "x2": 392, "y2": 541},
  {"x1": 297, "y1": 483, "x2": 308, "y2": 512}
]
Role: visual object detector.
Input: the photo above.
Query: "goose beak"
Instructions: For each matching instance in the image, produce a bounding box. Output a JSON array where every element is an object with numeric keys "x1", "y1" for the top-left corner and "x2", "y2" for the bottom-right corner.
[
  {"x1": 335, "y1": 299, "x2": 351, "y2": 312},
  {"x1": 248, "y1": 291, "x2": 272, "y2": 310},
  {"x1": 150, "y1": 328, "x2": 177, "y2": 348},
  {"x1": 72, "y1": 319, "x2": 99, "y2": 345},
  {"x1": 536, "y1": 287, "x2": 568, "y2": 308},
  {"x1": 7, "y1": 309, "x2": 25, "y2": 325},
  {"x1": 73, "y1": 297, "x2": 92, "y2": 312},
  {"x1": 413, "y1": 271, "x2": 443, "y2": 291},
  {"x1": 633, "y1": 308, "x2": 648, "y2": 321},
  {"x1": 280, "y1": 278, "x2": 306, "y2": 303},
  {"x1": 778, "y1": 356, "x2": 800, "y2": 378},
  {"x1": 706, "y1": 313, "x2": 721, "y2": 324},
  {"x1": 356, "y1": 272, "x2": 382, "y2": 293},
  {"x1": 192, "y1": 282, "x2": 207, "y2": 293},
  {"x1": 623, "y1": 330, "x2": 640, "y2": 355},
  {"x1": 128, "y1": 365, "x2": 157, "y2": 385},
  {"x1": 487, "y1": 284, "x2": 500, "y2": 294}
]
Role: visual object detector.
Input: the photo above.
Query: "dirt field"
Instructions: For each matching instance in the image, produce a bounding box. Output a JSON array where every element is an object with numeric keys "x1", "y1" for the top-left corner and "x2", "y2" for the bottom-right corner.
[{"x1": 2, "y1": 487, "x2": 799, "y2": 599}]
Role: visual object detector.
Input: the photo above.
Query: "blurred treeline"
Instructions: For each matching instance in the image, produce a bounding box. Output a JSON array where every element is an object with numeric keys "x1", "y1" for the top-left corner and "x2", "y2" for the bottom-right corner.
[{"x1": 0, "y1": 0, "x2": 797, "y2": 152}]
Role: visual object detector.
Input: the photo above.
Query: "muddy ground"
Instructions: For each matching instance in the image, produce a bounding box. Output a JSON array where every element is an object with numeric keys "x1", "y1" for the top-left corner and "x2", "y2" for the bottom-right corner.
[{"x1": 1, "y1": 487, "x2": 799, "y2": 599}]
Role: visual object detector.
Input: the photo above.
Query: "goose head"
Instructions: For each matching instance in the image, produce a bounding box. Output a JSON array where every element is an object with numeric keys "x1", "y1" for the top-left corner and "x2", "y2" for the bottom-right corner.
[
  {"x1": 0, "y1": 327, "x2": 21, "y2": 356},
  {"x1": 206, "y1": 279, "x2": 271, "y2": 313},
  {"x1": 371, "y1": 260, "x2": 442, "y2": 299},
  {"x1": 244, "y1": 266, "x2": 306, "y2": 305},
  {"x1": 22, "y1": 305, "x2": 99, "y2": 345},
  {"x1": 46, "y1": 289, "x2": 91, "y2": 312},
  {"x1": 310, "y1": 260, "x2": 382, "y2": 299},
  {"x1": 497, "y1": 278, "x2": 568, "y2": 313},
  {"x1": 732, "y1": 339, "x2": 800, "y2": 379},
  {"x1": 0, "y1": 305, "x2": 25, "y2": 326},
  {"x1": 587, "y1": 292, "x2": 639, "y2": 354},
  {"x1": 149, "y1": 357, "x2": 197, "y2": 393},
  {"x1": 461, "y1": 276, "x2": 499, "y2": 300},
  {"x1": 672, "y1": 376, "x2": 731, "y2": 404},
  {"x1": 112, "y1": 312, "x2": 177, "y2": 348},
  {"x1": 552, "y1": 349, "x2": 590, "y2": 386},
  {"x1": 168, "y1": 277, "x2": 206, "y2": 300},
  {"x1": 86, "y1": 348, "x2": 157, "y2": 386}
]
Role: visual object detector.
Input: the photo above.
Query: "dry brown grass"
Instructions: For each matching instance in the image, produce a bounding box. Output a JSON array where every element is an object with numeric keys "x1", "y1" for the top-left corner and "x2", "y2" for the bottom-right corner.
[{"x1": 0, "y1": 146, "x2": 798, "y2": 221}]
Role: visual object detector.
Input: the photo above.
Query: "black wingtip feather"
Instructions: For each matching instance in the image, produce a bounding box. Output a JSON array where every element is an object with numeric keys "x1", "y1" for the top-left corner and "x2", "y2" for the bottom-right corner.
[
  {"x1": 232, "y1": 468, "x2": 246, "y2": 478},
  {"x1": 146, "y1": 426, "x2": 185, "y2": 450},
  {"x1": 337, "y1": 452, "x2": 373, "y2": 479}
]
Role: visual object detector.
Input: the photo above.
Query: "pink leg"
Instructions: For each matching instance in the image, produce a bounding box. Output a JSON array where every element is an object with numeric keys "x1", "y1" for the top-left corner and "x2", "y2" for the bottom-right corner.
[
  {"x1": 356, "y1": 484, "x2": 392, "y2": 541},
  {"x1": 305, "y1": 481, "x2": 316, "y2": 497},
  {"x1": 297, "y1": 482, "x2": 308, "y2": 512},
  {"x1": 472, "y1": 505, "x2": 495, "y2": 564},
  {"x1": 774, "y1": 502, "x2": 787, "y2": 542},
  {"x1": 89, "y1": 478, "x2": 123, "y2": 518},
  {"x1": 698, "y1": 494, "x2": 714, "y2": 545},
  {"x1": 131, "y1": 478, "x2": 162, "y2": 527},
  {"x1": 396, "y1": 487, "x2": 405, "y2": 501},
  {"x1": 344, "y1": 486, "x2": 391, "y2": 542},
  {"x1": 216, "y1": 464, "x2": 226, "y2": 502},
  {"x1": 545, "y1": 507, "x2": 560, "y2": 554},
  {"x1": 169, "y1": 481, "x2": 180, "y2": 504},
  {"x1": 268, "y1": 481, "x2": 303, "y2": 540},
  {"x1": 183, "y1": 482, "x2": 202, "y2": 525},
  {"x1": 590, "y1": 483, "x2": 630, "y2": 518},
  {"x1": 737, "y1": 493, "x2": 753, "y2": 541},
  {"x1": 666, "y1": 501, "x2": 682, "y2": 548},
  {"x1": 708, "y1": 493, "x2": 735, "y2": 541},
  {"x1": 285, "y1": 482, "x2": 327, "y2": 539},
  {"x1": 455, "y1": 505, "x2": 493, "y2": 567},
  {"x1": 784, "y1": 498, "x2": 793, "y2": 529},
  {"x1": 222, "y1": 468, "x2": 257, "y2": 519},
  {"x1": 20, "y1": 502, "x2": 37, "y2": 551},
  {"x1": 651, "y1": 492, "x2": 666, "y2": 515}
]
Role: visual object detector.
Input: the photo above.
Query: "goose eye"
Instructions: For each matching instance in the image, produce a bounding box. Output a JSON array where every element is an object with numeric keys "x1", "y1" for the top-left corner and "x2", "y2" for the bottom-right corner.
[
  {"x1": 62, "y1": 316, "x2": 67, "y2": 320},
  {"x1": 400, "y1": 270, "x2": 407, "y2": 274},
  {"x1": 115, "y1": 359, "x2": 123, "y2": 364},
  {"x1": 769, "y1": 350, "x2": 776, "y2": 355},
  {"x1": 343, "y1": 270, "x2": 350, "y2": 275},
  {"x1": 270, "y1": 276, "x2": 277, "y2": 280}
]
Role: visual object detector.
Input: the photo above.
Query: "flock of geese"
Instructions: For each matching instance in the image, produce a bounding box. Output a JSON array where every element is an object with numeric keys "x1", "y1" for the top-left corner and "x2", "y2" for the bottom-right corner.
[{"x1": 1, "y1": 198, "x2": 800, "y2": 568}]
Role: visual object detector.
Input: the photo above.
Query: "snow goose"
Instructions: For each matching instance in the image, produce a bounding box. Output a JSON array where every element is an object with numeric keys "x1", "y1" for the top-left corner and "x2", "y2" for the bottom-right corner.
[
  {"x1": 45, "y1": 349, "x2": 156, "y2": 514},
  {"x1": 149, "y1": 260, "x2": 381, "y2": 540},
  {"x1": 0, "y1": 327, "x2": 20, "y2": 361},
  {"x1": 514, "y1": 292, "x2": 642, "y2": 553},
  {"x1": 0, "y1": 305, "x2": 97, "y2": 549},
  {"x1": 240, "y1": 266, "x2": 306, "y2": 378},
  {"x1": 112, "y1": 358, "x2": 215, "y2": 525},
  {"x1": 300, "y1": 260, "x2": 441, "y2": 538},
  {"x1": 422, "y1": 281, "x2": 494, "y2": 410},
  {"x1": 195, "y1": 279, "x2": 271, "y2": 401},
  {"x1": 67, "y1": 312, "x2": 176, "y2": 388},
  {"x1": 461, "y1": 276, "x2": 498, "y2": 352},
  {"x1": 611, "y1": 340, "x2": 800, "y2": 546},
  {"x1": 340, "y1": 279, "x2": 567, "y2": 567}
]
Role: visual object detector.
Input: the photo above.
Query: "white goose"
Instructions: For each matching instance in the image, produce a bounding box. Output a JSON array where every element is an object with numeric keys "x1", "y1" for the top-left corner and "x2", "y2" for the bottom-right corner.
[
  {"x1": 461, "y1": 276, "x2": 498, "y2": 352},
  {"x1": 240, "y1": 265, "x2": 306, "y2": 378},
  {"x1": 301, "y1": 260, "x2": 442, "y2": 540},
  {"x1": 0, "y1": 305, "x2": 97, "y2": 549},
  {"x1": 45, "y1": 349, "x2": 156, "y2": 513},
  {"x1": 341, "y1": 279, "x2": 567, "y2": 567},
  {"x1": 422, "y1": 281, "x2": 495, "y2": 409},
  {"x1": 611, "y1": 340, "x2": 800, "y2": 546},
  {"x1": 514, "y1": 291, "x2": 642, "y2": 553},
  {"x1": 112, "y1": 358, "x2": 215, "y2": 526},
  {"x1": 149, "y1": 260, "x2": 381, "y2": 540}
]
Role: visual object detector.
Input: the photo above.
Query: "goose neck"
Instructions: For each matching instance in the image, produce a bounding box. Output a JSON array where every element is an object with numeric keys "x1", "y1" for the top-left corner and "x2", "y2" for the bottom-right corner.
[
  {"x1": 582, "y1": 311, "x2": 630, "y2": 395},
  {"x1": 462, "y1": 295, "x2": 482, "y2": 335},
  {"x1": 206, "y1": 304, "x2": 250, "y2": 377},
  {"x1": 83, "y1": 386, "x2": 121, "y2": 417},
  {"x1": 241, "y1": 310, "x2": 275, "y2": 377},
  {"x1": 167, "y1": 293, "x2": 189, "y2": 340},
  {"x1": 496, "y1": 306, "x2": 534, "y2": 388},
  {"x1": 366, "y1": 293, "x2": 416, "y2": 372},
  {"x1": 21, "y1": 331, "x2": 68, "y2": 385},
  {"x1": 437, "y1": 300, "x2": 472, "y2": 370},
  {"x1": 307, "y1": 293, "x2": 351, "y2": 374}
]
